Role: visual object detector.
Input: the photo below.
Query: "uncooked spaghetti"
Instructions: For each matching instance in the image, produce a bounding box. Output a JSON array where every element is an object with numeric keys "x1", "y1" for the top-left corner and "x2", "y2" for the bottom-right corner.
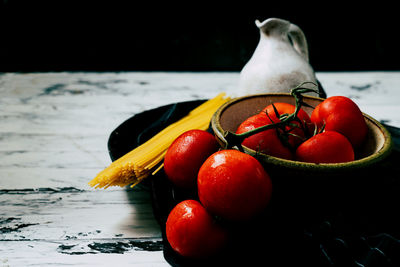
[{"x1": 89, "y1": 93, "x2": 230, "y2": 189}]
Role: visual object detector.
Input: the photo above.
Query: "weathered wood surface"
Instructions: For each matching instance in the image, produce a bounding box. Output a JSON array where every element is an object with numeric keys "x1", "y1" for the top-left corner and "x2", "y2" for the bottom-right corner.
[{"x1": 1, "y1": 72, "x2": 399, "y2": 266}]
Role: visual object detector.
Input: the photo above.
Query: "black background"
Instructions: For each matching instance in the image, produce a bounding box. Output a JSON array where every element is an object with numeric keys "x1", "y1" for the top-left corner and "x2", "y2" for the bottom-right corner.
[{"x1": 1, "y1": 1, "x2": 398, "y2": 72}]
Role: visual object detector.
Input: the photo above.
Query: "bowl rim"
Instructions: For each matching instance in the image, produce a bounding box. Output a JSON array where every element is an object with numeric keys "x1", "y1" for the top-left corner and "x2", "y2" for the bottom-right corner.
[{"x1": 211, "y1": 93, "x2": 393, "y2": 171}]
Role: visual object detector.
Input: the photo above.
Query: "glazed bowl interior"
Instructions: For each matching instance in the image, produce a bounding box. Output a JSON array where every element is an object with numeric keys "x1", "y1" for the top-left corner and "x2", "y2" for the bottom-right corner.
[{"x1": 212, "y1": 93, "x2": 392, "y2": 174}]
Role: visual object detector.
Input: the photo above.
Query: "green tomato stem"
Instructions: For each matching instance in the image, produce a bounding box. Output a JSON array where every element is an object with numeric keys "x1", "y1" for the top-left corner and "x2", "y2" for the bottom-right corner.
[{"x1": 223, "y1": 81, "x2": 319, "y2": 149}]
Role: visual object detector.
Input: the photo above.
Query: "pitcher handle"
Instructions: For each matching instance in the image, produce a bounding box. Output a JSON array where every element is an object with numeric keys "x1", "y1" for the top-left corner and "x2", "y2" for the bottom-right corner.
[{"x1": 288, "y1": 23, "x2": 309, "y2": 62}]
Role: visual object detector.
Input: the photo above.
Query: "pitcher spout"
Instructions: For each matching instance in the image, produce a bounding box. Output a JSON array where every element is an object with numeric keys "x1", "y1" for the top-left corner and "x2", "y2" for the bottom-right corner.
[{"x1": 255, "y1": 18, "x2": 291, "y2": 36}]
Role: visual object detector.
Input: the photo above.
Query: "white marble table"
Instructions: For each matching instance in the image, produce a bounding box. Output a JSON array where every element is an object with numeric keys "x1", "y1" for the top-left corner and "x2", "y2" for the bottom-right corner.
[{"x1": 0, "y1": 72, "x2": 399, "y2": 266}]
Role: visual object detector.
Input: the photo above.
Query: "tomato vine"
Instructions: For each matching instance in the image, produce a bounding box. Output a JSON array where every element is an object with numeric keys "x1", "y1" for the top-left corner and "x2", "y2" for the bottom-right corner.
[{"x1": 223, "y1": 81, "x2": 321, "y2": 151}]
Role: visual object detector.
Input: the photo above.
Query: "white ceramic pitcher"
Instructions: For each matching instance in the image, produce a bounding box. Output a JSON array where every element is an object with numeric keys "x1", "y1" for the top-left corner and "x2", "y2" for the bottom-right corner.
[{"x1": 236, "y1": 18, "x2": 317, "y2": 96}]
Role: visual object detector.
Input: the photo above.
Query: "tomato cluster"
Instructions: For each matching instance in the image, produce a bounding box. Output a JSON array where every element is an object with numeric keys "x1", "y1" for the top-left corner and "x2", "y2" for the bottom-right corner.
[
  {"x1": 162, "y1": 95, "x2": 368, "y2": 259},
  {"x1": 237, "y1": 96, "x2": 368, "y2": 163},
  {"x1": 236, "y1": 102, "x2": 313, "y2": 160},
  {"x1": 164, "y1": 130, "x2": 272, "y2": 258}
]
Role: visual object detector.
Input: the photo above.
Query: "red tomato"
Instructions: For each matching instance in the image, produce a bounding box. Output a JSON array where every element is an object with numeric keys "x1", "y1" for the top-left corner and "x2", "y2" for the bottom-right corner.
[
  {"x1": 198, "y1": 150, "x2": 272, "y2": 221},
  {"x1": 295, "y1": 131, "x2": 354, "y2": 163},
  {"x1": 262, "y1": 102, "x2": 313, "y2": 147},
  {"x1": 236, "y1": 113, "x2": 293, "y2": 160},
  {"x1": 310, "y1": 103, "x2": 321, "y2": 125},
  {"x1": 166, "y1": 199, "x2": 227, "y2": 258},
  {"x1": 164, "y1": 129, "x2": 219, "y2": 188},
  {"x1": 310, "y1": 96, "x2": 368, "y2": 148}
]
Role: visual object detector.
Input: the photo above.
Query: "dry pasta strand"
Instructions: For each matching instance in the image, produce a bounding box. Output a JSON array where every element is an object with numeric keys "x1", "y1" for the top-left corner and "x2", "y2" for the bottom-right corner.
[{"x1": 89, "y1": 93, "x2": 230, "y2": 189}]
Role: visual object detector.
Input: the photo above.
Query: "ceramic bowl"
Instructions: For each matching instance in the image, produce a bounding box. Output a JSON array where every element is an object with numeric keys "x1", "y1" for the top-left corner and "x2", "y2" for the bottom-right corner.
[{"x1": 211, "y1": 93, "x2": 393, "y2": 181}]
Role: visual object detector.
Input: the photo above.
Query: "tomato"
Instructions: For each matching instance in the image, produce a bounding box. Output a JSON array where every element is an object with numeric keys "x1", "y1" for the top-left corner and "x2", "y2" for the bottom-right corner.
[
  {"x1": 310, "y1": 96, "x2": 368, "y2": 148},
  {"x1": 236, "y1": 113, "x2": 293, "y2": 160},
  {"x1": 166, "y1": 199, "x2": 227, "y2": 258},
  {"x1": 262, "y1": 102, "x2": 313, "y2": 147},
  {"x1": 198, "y1": 150, "x2": 272, "y2": 221},
  {"x1": 164, "y1": 129, "x2": 220, "y2": 188},
  {"x1": 295, "y1": 131, "x2": 354, "y2": 163}
]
